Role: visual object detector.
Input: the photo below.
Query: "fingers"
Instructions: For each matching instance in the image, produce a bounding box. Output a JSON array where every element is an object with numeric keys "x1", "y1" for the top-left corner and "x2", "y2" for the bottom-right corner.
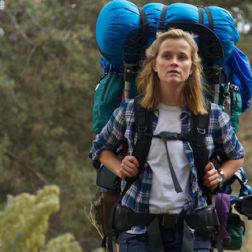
[
  {"x1": 120, "y1": 156, "x2": 139, "y2": 178},
  {"x1": 203, "y1": 162, "x2": 220, "y2": 190},
  {"x1": 204, "y1": 162, "x2": 215, "y2": 172}
]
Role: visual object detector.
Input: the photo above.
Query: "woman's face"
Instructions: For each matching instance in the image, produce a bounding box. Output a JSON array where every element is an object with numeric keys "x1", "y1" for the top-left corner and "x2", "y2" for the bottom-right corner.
[{"x1": 153, "y1": 38, "x2": 193, "y2": 89}]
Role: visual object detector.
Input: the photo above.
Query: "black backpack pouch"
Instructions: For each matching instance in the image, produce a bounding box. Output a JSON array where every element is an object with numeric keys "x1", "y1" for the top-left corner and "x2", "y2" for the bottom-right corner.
[{"x1": 96, "y1": 164, "x2": 121, "y2": 191}]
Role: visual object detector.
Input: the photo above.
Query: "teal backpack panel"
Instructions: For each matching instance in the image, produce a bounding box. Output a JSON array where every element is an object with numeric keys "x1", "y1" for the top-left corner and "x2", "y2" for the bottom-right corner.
[
  {"x1": 205, "y1": 83, "x2": 242, "y2": 133},
  {"x1": 92, "y1": 72, "x2": 138, "y2": 134},
  {"x1": 219, "y1": 83, "x2": 242, "y2": 133},
  {"x1": 222, "y1": 212, "x2": 245, "y2": 250}
]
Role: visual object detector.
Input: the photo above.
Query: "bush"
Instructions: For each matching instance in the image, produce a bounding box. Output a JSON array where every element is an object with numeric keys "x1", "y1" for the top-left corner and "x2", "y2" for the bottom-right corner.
[{"x1": 0, "y1": 185, "x2": 82, "y2": 252}]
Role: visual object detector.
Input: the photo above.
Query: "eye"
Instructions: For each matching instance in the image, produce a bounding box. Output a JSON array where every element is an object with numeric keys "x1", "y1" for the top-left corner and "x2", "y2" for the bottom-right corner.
[
  {"x1": 162, "y1": 53, "x2": 172, "y2": 59},
  {"x1": 178, "y1": 54, "x2": 188, "y2": 60}
]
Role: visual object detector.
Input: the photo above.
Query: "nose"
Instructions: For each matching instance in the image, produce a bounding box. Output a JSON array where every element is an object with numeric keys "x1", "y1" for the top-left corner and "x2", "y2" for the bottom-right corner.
[{"x1": 170, "y1": 56, "x2": 178, "y2": 65}]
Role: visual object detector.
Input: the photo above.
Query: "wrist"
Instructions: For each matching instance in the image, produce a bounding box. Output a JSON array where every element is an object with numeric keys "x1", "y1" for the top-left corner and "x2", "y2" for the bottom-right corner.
[{"x1": 218, "y1": 170, "x2": 225, "y2": 189}]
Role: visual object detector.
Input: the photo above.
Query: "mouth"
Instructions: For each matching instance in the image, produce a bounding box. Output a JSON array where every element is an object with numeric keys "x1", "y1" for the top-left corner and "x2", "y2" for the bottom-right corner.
[{"x1": 168, "y1": 70, "x2": 179, "y2": 74}]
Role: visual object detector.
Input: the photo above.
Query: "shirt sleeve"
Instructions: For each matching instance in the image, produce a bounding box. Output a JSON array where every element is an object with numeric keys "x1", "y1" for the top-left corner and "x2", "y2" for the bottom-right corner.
[
  {"x1": 89, "y1": 101, "x2": 128, "y2": 162},
  {"x1": 212, "y1": 103, "x2": 245, "y2": 161}
]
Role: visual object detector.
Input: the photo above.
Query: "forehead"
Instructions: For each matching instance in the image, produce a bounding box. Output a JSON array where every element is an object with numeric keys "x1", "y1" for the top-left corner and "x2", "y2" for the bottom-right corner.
[{"x1": 159, "y1": 38, "x2": 191, "y2": 54}]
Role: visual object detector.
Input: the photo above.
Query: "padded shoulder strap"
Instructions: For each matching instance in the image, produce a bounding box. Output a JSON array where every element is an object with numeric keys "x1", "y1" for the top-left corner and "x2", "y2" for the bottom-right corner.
[
  {"x1": 132, "y1": 96, "x2": 153, "y2": 171},
  {"x1": 132, "y1": 98, "x2": 212, "y2": 203},
  {"x1": 123, "y1": 96, "x2": 152, "y2": 187},
  {"x1": 189, "y1": 104, "x2": 211, "y2": 204}
]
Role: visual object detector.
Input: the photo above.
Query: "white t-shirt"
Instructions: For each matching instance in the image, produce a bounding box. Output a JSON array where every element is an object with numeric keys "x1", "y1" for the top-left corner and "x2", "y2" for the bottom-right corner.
[{"x1": 148, "y1": 103, "x2": 191, "y2": 214}]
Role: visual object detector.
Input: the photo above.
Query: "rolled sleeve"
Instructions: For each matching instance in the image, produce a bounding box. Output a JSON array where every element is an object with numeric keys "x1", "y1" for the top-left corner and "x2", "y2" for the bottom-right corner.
[
  {"x1": 89, "y1": 101, "x2": 127, "y2": 162},
  {"x1": 213, "y1": 104, "x2": 245, "y2": 161}
]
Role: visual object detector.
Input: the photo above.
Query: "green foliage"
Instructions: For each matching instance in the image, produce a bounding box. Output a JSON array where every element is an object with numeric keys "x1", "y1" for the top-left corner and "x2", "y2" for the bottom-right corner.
[
  {"x1": 43, "y1": 234, "x2": 82, "y2": 252},
  {"x1": 0, "y1": 185, "x2": 82, "y2": 252},
  {"x1": 0, "y1": 0, "x2": 99, "y2": 242}
]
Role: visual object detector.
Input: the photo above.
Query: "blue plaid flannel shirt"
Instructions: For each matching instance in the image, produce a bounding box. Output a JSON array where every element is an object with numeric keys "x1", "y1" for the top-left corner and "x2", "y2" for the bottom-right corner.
[{"x1": 89, "y1": 99, "x2": 245, "y2": 232}]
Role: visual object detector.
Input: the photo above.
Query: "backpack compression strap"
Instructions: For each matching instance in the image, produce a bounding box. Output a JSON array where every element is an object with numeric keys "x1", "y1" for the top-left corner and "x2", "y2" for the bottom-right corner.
[
  {"x1": 198, "y1": 6, "x2": 214, "y2": 31},
  {"x1": 159, "y1": 5, "x2": 169, "y2": 31},
  {"x1": 197, "y1": 6, "x2": 214, "y2": 68}
]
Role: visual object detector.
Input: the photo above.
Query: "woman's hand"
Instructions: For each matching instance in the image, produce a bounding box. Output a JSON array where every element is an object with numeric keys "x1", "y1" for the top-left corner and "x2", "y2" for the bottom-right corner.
[
  {"x1": 118, "y1": 156, "x2": 139, "y2": 179},
  {"x1": 203, "y1": 162, "x2": 220, "y2": 191}
]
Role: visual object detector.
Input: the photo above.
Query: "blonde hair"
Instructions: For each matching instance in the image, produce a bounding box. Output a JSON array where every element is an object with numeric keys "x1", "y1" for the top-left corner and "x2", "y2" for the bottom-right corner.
[{"x1": 137, "y1": 29, "x2": 207, "y2": 115}]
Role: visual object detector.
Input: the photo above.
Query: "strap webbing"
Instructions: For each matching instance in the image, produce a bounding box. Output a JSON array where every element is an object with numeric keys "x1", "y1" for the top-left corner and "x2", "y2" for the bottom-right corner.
[
  {"x1": 198, "y1": 7, "x2": 204, "y2": 24},
  {"x1": 159, "y1": 5, "x2": 169, "y2": 31},
  {"x1": 163, "y1": 137, "x2": 182, "y2": 193},
  {"x1": 197, "y1": 6, "x2": 214, "y2": 31},
  {"x1": 148, "y1": 217, "x2": 165, "y2": 252},
  {"x1": 153, "y1": 132, "x2": 184, "y2": 193},
  {"x1": 197, "y1": 6, "x2": 214, "y2": 69},
  {"x1": 139, "y1": 7, "x2": 148, "y2": 26},
  {"x1": 189, "y1": 106, "x2": 211, "y2": 204},
  {"x1": 205, "y1": 7, "x2": 214, "y2": 31},
  {"x1": 137, "y1": 8, "x2": 149, "y2": 70},
  {"x1": 98, "y1": 47, "x2": 111, "y2": 61},
  {"x1": 107, "y1": 203, "x2": 118, "y2": 252},
  {"x1": 132, "y1": 96, "x2": 153, "y2": 171},
  {"x1": 197, "y1": 6, "x2": 207, "y2": 67},
  {"x1": 181, "y1": 220, "x2": 194, "y2": 252}
]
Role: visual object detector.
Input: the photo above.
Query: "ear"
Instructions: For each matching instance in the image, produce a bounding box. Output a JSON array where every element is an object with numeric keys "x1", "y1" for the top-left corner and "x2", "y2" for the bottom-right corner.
[
  {"x1": 189, "y1": 65, "x2": 194, "y2": 75},
  {"x1": 152, "y1": 62, "x2": 157, "y2": 72}
]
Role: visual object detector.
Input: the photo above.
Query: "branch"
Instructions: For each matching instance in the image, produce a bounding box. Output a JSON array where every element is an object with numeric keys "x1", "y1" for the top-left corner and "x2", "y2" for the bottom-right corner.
[
  {"x1": 6, "y1": 86, "x2": 26, "y2": 110},
  {"x1": 5, "y1": 150, "x2": 49, "y2": 185},
  {"x1": 5, "y1": 8, "x2": 35, "y2": 45},
  {"x1": 21, "y1": 45, "x2": 38, "y2": 78},
  {"x1": 25, "y1": 8, "x2": 43, "y2": 30}
]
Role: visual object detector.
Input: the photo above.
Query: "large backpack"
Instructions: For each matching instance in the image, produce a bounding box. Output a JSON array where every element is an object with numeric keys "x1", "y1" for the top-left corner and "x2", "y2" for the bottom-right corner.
[
  {"x1": 93, "y1": 2, "x2": 249, "y2": 135},
  {"x1": 91, "y1": 1, "x2": 251, "y2": 250}
]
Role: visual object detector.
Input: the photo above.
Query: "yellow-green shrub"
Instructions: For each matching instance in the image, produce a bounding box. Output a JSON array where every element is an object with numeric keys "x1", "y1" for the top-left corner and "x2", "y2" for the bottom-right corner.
[{"x1": 0, "y1": 185, "x2": 82, "y2": 252}]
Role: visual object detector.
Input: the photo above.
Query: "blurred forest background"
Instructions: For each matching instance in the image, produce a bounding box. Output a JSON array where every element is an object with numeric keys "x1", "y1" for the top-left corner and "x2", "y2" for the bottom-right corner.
[{"x1": 0, "y1": 0, "x2": 251, "y2": 251}]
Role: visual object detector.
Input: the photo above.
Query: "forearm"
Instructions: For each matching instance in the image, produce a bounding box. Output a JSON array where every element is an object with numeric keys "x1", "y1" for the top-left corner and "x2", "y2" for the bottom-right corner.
[
  {"x1": 99, "y1": 149, "x2": 139, "y2": 179},
  {"x1": 204, "y1": 158, "x2": 244, "y2": 190},
  {"x1": 219, "y1": 158, "x2": 244, "y2": 182},
  {"x1": 99, "y1": 149, "x2": 121, "y2": 178}
]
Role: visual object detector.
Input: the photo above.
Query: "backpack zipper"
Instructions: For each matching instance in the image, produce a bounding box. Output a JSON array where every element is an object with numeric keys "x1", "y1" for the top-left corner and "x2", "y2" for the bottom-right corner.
[
  {"x1": 101, "y1": 72, "x2": 114, "y2": 101},
  {"x1": 230, "y1": 84, "x2": 239, "y2": 115}
]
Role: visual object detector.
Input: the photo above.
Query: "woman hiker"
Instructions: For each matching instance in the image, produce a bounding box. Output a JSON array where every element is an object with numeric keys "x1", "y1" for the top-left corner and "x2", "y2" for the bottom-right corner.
[{"x1": 89, "y1": 29, "x2": 245, "y2": 252}]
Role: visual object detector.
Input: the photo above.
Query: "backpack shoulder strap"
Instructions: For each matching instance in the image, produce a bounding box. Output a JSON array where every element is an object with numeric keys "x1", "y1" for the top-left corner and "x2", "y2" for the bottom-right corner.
[
  {"x1": 188, "y1": 103, "x2": 212, "y2": 204},
  {"x1": 132, "y1": 95, "x2": 153, "y2": 171},
  {"x1": 123, "y1": 95, "x2": 152, "y2": 189},
  {"x1": 132, "y1": 98, "x2": 212, "y2": 203}
]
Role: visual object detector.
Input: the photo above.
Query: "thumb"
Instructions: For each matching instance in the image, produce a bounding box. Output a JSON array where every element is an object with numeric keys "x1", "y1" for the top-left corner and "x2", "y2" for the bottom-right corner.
[{"x1": 205, "y1": 162, "x2": 214, "y2": 171}]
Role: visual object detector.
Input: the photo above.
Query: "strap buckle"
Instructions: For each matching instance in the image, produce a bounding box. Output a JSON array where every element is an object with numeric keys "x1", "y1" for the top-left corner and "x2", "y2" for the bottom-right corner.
[
  {"x1": 197, "y1": 128, "x2": 206, "y2": 134},
  {"x1": 161, "y1": 214, "x2": 182, "y2": 228},
  {"x1": 155, "y1": 131, "x2": 180, "y2": 140}
]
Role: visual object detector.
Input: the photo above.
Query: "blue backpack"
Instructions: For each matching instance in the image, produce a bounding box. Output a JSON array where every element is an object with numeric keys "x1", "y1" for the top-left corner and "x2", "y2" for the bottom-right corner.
[{"x1": 93, "y1": 0, "x2": 252, "y2": 217}]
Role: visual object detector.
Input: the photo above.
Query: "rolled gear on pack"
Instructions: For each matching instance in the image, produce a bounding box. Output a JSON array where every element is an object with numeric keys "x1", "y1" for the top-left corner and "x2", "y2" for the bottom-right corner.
[
  {"x1": 96, "y1": 0, "x2": 141, "y2": 69},
  {"x1": 96, "y1": 0, "x2": 240, "y2": 69},
  {"x1": 159, "y1": 3, "x2": 239, "y2": 62}
]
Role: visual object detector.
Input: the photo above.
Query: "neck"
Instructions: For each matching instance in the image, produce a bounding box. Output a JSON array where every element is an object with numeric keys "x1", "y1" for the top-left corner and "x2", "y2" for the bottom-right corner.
[{"x1": 159, "y1": 83, "x2": 183, "y2": 106}]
